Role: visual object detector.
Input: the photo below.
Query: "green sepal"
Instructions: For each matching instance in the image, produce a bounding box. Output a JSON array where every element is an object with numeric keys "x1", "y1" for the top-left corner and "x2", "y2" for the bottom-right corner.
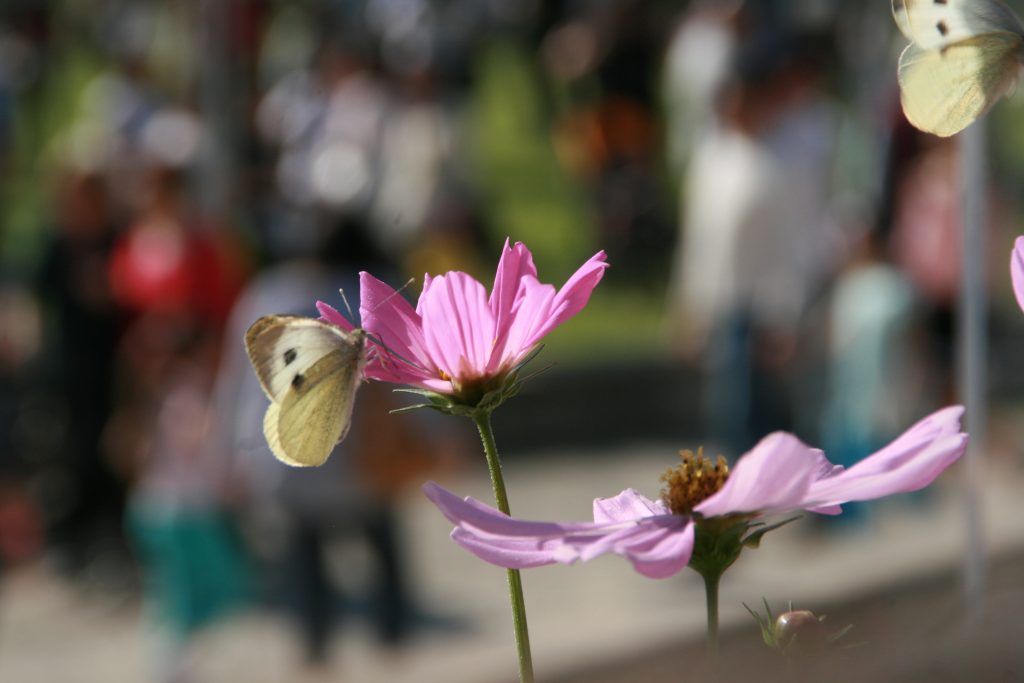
[
  {"x1": 689, "y1": 513, "x2": 801, "y2": 588},
  {"x1": 388, "y1": 402, "x2": 436, "y2": 414},
  {"x1": 388, "y1": 347, "x2": 545, "y2": 418},
  {"x1": 746, "y1": 599, "x2": 858, "y2": 655},
  {"x1": 826, "y1": 623, "x2": 854, "y2": 644},
  {"x1": 687, "y1": 516, "x2": 751, "y2": 582},
  {"x1": 743, "y1": 597, "x2": 777, "y2": 648},
  {"x1": 741, "y1": 515, "x2": 802, "y2": 549}
]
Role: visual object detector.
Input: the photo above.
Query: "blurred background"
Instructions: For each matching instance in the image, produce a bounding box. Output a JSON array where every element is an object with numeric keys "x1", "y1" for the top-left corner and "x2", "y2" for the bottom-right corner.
[{"x1": 1, "y1": 1, "x2": 1024, "y2": 682}]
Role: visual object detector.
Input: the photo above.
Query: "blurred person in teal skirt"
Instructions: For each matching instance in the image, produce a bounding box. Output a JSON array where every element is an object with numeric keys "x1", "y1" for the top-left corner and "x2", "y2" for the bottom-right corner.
[
  {"x1": 116, "y1": 316, "x2": 249, "y2": 683},
  {"x1": 820, "y1": 226, "x2": 922, "y2": 528}
]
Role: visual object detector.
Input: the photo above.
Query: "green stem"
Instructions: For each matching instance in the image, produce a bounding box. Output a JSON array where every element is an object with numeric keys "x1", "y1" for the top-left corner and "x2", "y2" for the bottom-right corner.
[
  {"x1": 475, "y1": 411, "x2": 511, "y2": 514},
  {"x1": 703, "y1": 570, "x2": 721, "y2": 659},
  {"x1": 472, "y1": 411, "x2": 535, "y2": 683}
]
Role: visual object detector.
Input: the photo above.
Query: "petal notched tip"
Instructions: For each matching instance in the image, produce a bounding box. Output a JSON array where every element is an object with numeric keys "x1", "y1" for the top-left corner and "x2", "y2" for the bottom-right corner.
[
  {"x1": 316, "y1": 301, "x2": 355, "y2": 331},
  {"x1": 802, "y1": 406, "x2": 968, "y2": 510}
]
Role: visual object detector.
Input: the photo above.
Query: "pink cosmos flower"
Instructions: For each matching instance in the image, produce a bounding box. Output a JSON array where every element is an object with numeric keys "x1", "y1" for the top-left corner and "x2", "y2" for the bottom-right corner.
[
  {"x1": 424, "y1": 406, "x2": 968, "y2": 579},
  {"x1": 318, "y1": 240, "x2": 608, "y2": 401},
  {"x1": 1011, "y1": 236, "x2": 1024, "y2": 312}
]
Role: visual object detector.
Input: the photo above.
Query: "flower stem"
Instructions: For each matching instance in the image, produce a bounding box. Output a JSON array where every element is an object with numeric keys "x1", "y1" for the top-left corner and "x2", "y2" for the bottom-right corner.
[
  {"x1": 703, "y1": 570, "x2": 721, "y2": 658},
  {"x1": 472, "y1": 411, "x2": 535, "y2": 683}
]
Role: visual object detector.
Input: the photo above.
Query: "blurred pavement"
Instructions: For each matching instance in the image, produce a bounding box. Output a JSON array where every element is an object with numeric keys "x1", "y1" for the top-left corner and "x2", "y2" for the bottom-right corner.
[{"x1": 2, "y1": 437, "x2": 1023, "y2": 683}]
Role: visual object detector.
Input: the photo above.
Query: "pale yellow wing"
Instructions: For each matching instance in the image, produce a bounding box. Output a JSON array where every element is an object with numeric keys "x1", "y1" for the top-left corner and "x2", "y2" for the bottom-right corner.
[
  {"x1": 898, "y1": 34, "x2": 1022, "y2": 136},
  {"x1": 246, "y1": 315, "x2": 367, "y2": 467},
  {"x1": 245, "y1": 315, "x2": 363, "y2": 402},
  {"x1": 263, "y1": 402, "x2": 302, "y2": 466},
  {"x1": 262, "y1": 343, "x2": 366, "y2": 467}
]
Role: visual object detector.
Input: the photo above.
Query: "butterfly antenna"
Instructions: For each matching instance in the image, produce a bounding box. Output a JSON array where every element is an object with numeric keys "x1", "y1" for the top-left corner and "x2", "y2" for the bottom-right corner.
[
  {"x1": 366, "y1": 278, "x2": 416, "y2": 314},
  {"x1": 354, "y1": 276, "x2": 430, "y2": 373},
  {"x1": 366, "y1": 329, "x2": 431, "y2": 375},
  {"x1": 345, "y1": 277, "x2": 417, "y2": 322},
  {"x1": 337, "y1": 288, "x2": 357, "y2": 321}
]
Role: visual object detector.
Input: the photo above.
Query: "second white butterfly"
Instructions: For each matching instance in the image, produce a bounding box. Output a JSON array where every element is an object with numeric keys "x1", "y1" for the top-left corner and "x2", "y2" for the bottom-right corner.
[{"x1": 893, "y1": 0, "x2": 1024, "y2": 136}]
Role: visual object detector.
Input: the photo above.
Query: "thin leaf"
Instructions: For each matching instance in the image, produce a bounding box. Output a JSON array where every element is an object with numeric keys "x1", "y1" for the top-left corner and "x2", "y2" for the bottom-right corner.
[
  {"x1": 826, "y1": 623, "x2": 854, "y2": 643},
  {"x1": 389, "y1": 403, "x2": 434, "y2": 414},
  {"x1": 742, "y1": 515, "x2": 802, "y2": 549}
]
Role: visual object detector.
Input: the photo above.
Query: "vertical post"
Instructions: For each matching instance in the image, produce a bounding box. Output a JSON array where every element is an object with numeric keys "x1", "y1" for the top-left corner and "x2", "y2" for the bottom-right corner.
[
  {"x1": 197, "y1": 0, "x2": 236, "y2": 219},
  {"x1": 958, "y1": 121, "x2": 987, "y2": 617}
]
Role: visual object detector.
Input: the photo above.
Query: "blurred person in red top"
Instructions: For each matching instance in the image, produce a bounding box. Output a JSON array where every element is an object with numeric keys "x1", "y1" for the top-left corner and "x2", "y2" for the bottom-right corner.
[
  {"x1": 107, "y1": 107, "x2": 245, "y2": 332},
  {"x1": 101, "y1": 106, "x2": 250, "y2": 682}
]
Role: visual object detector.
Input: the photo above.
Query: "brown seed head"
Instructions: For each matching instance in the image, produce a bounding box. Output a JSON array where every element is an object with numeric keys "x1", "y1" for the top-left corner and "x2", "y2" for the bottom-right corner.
[{"x1": 660, "y1": 447, "x2": 730, "y2": 515}]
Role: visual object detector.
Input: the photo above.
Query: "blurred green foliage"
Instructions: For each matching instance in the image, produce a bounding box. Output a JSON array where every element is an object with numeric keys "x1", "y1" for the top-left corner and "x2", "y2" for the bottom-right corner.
[
  {"x1": 469, "y1": 40, "x2": 595, "y2": 278},
  {"x1": 2, "y1": 26, "x2": 102, "y2": 274},
  {"x1": 541, "y1": 286, "x2": 668, "y2": 365}
]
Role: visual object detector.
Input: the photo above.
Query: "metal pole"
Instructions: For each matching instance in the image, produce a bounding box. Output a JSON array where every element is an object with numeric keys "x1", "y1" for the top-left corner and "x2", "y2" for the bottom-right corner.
[
  {"x1": 958, "y1": 121, "x2": 987, "y2": 618},
  {"x1": 197, "y1": 0, "x2": 236, "y2": 219}
]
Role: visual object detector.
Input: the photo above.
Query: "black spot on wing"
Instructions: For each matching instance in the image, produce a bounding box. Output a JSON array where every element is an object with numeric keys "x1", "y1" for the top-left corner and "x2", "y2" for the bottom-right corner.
[
  {"x1": 937, "y1": 20, "x2": 948, "y2": 36},
  {"x1": 934, "y1": 0, "x2": 947, "y2": 5},
  {"x1": 283, "y1": 348, "x2": 297, "y2": 365},
  {"x1": 292, "y1": 374, "x2": 305, "y2": 390}
]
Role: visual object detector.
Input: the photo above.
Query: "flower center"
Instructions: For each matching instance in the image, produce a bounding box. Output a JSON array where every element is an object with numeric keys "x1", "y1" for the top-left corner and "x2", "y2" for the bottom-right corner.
[{"x1": 660, "y1": 447, "x2": 729, "y2": 515}]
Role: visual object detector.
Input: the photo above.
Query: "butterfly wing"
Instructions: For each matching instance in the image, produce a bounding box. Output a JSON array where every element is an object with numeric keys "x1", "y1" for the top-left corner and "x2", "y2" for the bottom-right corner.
[
  {"x1": 246, "y1": 316, "x2": 367, "y2": 467},
  {"x1": 245, "y1": 316, "x2": 355, "y2": 401},
  {"x1": 893, "y1": 0, "x2": 1024, "y2": 49},
  {"x1": 898, "y1": 34, "x2": 1022, "y2": 136},
  {"x1": 263, "y1": 345, "x2": 365, "y2": 466}
]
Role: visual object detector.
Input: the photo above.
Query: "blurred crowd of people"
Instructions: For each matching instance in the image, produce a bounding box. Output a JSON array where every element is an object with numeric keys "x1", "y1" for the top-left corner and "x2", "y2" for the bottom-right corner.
[
  {"x1": 0, "y1": 0, "x2": 1021, "y2": 680},
  {"x1": 0, "y1": 1, "x2": 487, "y2": 679},
  {"x1": 659, "y1": 1, "x2": 1011, "y2": 498}
]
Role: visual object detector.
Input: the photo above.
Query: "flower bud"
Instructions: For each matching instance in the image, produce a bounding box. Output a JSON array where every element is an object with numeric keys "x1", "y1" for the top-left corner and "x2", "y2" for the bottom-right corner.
[{"x1": 773, "y1": 609, "x2": 826, "y2": 653}]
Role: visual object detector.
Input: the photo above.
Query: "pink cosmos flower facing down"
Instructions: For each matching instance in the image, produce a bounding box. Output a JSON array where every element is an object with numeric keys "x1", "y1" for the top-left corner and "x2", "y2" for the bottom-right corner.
[
  {"x1": 1011, "y1": 236, "x2": 1024, "y2": 312},
  {"x1": 424, "y1": 406, "x2": 968, "y2": 579},
  {"x1": 319, "y1": 240, "x2": 608, "y2": 396}
]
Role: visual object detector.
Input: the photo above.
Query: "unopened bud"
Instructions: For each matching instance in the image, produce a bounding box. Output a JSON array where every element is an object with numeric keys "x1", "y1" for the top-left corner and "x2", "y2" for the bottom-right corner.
[{"x1": 773, "y1": 610, "x2": 826, "y2": 653}]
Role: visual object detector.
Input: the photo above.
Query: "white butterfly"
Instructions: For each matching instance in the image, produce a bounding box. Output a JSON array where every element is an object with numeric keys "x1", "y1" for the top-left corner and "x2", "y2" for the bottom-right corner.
[
  {"x1": 893, "y1": 0, "x2": 1024, "y2": 137},
  {"x1": 245, "y1": 316, "x2": 367, "y2": 467}
]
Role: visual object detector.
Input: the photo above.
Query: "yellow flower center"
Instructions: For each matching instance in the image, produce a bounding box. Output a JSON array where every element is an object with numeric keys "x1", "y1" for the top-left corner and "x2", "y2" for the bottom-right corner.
[{"x1": 660, "y1": 447, "x2": 730, "y2": 515}]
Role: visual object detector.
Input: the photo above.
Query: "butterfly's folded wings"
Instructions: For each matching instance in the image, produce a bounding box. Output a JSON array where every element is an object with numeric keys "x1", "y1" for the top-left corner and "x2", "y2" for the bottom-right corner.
[
  {"x1": 261, "y1": 350, "x2": 359, "y2": 466},
  {"x1": 245, "y1": 315, "x2": 367, "y2": 467},
  {"x1": 898, "y1": 34, "x2": 1023, "y2": 137}
]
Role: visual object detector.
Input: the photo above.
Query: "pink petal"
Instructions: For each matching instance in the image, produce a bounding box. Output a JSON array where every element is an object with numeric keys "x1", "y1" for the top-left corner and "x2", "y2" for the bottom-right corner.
[
  {"x1": 593, "y1": 488, "x2": 669, "y2": 522},
  {"x1": 423, "y1": 482, "x2": 693, "y2": 578},
  {"x1": 487, "y1": 241, "x2": 545, "y2": 374},
  {"x1": 487, "y1": 277, "x2": 556, "y2": 374},
  {"x1": 450, "y1": 529, "x2": 578, "y2": 569},
  {"x1": 425, "y1": 482, "x2": 602, "y2": 538},
  {"x1": 490, "y1": 239, "x2": 538, "y2": 328},
  {"x1": 695, "y1": 433, "x2": 825, "y2": 517},
  {"x1": 1012, "y1": 237, "x2": 1024, "y2": 313},
  {"x1": 575, "y1": 490, "x2": 677, "y2": 562},
  {"x1": 804, "y1": 503, "x2": 843, "y2": 516},
  {"x1": 419, "y1": 272, "x2": 496, "y2": 382},
  {"x1": 572, "y1": 513, "x2": 694, "y2": 578},
  {"x1": 619, "y1": 521, "x2": 695, "y2": 579},
  {"x1": 317, "y1": 300, "x2": 400, "y2": 384},
  {"x1": 416, "y1": 273, "x2": 434, "y2": 317},
  {"x1": 357, "y1": 272, "x2": 446, "y2": 389},
  {"x1": 803, "y1": 406, "x2": 967, "y2": 507},
  {"x1": 523, "y1": 251, "x2": 608, "y2": 348},
  {"x1": 316, "y1": 301, "x2": 357, "y2": 332}
]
